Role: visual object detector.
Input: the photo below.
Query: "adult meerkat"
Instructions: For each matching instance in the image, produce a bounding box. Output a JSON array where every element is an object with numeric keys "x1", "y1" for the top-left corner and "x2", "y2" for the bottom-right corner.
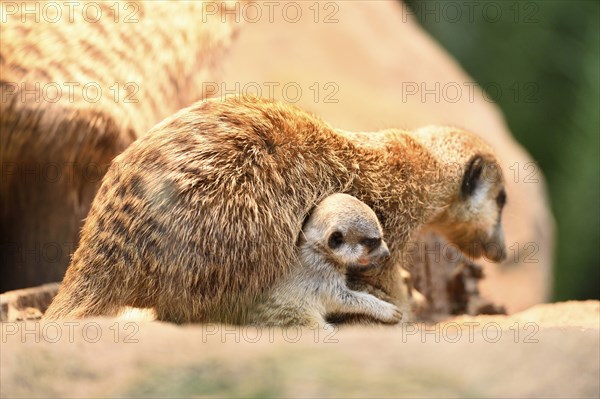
[
  {"x1": 0, "y1": 1, "x2": 241, "y2": 291},
  {"x1": 250, "y1": 193, "x2": 401, "y2": 327},
  {"x1": 45, "y1": 96, "x2": 507, "y2": 323}
]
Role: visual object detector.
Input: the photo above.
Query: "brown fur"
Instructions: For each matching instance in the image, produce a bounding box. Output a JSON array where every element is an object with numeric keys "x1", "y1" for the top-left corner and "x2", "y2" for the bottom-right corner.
[
  {"x1": 44, "y1": 96, "x2": 506, "y2": 323},
  {"x1": 0, "y1": 1, "x2": 240, "y2": 291}
]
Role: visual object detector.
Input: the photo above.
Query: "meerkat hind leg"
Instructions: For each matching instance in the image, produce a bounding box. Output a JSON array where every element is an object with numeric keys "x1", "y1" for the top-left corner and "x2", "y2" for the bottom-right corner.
[{"x1": 250, "y1": 299, "x2": 331, "y2": 329}]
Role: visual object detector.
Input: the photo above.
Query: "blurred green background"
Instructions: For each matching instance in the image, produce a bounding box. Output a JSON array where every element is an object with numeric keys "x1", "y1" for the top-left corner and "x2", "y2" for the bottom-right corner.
[{"x1": 405, "y1": 0, "x2": 599, "y2": 300}]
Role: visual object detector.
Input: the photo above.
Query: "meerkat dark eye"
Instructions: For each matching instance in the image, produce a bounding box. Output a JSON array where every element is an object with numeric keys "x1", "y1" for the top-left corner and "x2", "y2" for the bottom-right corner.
[
  {"x1": 328, "y1": 231, "x2": 344, "y2": 249},
  {"x1": 496, "y1": 189, "x2": 507, "y2": 207},
  {"x1": 361, "y1": 237, "x2": 382, "y2": 251}
]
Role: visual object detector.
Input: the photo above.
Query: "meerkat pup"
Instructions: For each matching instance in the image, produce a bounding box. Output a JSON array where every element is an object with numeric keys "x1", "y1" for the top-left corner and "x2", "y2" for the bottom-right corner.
[{"x1": 250, "y1": 193, "x2": 402, "y2": 327}]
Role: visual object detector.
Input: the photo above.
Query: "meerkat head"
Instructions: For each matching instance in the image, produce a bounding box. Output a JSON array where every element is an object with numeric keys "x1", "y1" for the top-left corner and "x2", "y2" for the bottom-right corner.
[
  {"x1": 431, "y1": 154, "x2": 507, "y2": 262},
  {"x1": 301, "y1": 193, "x2": 391, "y2": 269}
]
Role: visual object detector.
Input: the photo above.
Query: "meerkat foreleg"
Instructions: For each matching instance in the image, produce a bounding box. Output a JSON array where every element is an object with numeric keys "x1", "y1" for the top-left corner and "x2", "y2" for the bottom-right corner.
[{"x1": 327, "y1": 285, "x2": 403, "y2": 324}]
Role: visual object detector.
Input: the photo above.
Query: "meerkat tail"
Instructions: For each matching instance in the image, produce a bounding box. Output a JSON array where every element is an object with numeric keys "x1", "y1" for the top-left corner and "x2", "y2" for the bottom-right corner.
[{"x1": 44, "y1": 278, "x2": 121, "y2": 320}]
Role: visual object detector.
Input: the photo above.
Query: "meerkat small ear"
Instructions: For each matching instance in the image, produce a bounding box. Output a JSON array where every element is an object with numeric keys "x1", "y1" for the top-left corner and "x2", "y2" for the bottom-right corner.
[{"x1": 461, "y1": 155, "x2": 485, "y2": 199}]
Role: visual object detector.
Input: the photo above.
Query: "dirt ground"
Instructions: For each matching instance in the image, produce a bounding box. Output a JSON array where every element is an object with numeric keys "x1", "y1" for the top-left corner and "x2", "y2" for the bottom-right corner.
[{"x1": 1, "y1": 301, "x2": 598, "y2": 398}]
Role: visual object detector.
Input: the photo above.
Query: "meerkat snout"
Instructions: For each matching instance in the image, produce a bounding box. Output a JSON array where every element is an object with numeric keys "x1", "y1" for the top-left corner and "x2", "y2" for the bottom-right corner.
[
  {"x1": 325, "y1": 230, "x2": 390, "y2": 267},
  {"x1": 432, "y1": 155, "x2": 508, "y2": 263}
]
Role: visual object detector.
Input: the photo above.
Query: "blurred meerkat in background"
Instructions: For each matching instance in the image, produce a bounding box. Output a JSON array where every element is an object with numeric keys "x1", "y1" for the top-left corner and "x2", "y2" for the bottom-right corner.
[{"x1": 0, "y1": 1, "x2": 243, "y2": 291}]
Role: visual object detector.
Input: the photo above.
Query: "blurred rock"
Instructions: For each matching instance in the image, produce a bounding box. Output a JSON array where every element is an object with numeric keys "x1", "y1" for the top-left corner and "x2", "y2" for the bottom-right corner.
[
  {"x1": 405, "y1": 231, "x2": 507, "y2": 321},
  {"x1": 0, "y1": 283, "x2": 59, "y2": 322}
]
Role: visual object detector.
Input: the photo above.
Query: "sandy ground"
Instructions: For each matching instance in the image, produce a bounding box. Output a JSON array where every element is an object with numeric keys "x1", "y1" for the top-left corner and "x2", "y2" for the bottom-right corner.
[{"x1": 1, "y1": 301, "x2": 598, "y2": 398}]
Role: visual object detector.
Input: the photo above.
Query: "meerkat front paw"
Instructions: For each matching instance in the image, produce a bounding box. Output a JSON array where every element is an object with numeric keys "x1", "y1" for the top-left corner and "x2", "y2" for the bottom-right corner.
[{"x1": 377, "y1": 301, "x2": 403, "y2": 324}]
